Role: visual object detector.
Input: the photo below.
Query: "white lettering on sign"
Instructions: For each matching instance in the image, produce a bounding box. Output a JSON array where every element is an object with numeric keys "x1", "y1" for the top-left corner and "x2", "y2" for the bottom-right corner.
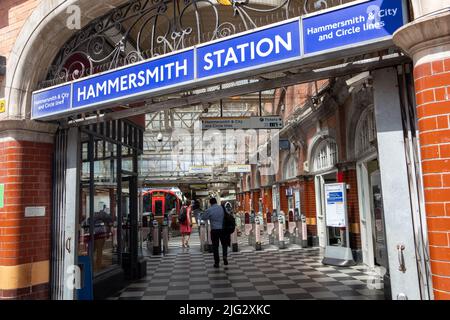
[
  {"x1": 202, "y1": 33, "x2": 292, "y2": 72},
  {"x1": 25, "y1": 207, "x2": 46, "y2": 217},
  {"x1": 76, "y1": 59, "x2": 188, "y2": 103}
]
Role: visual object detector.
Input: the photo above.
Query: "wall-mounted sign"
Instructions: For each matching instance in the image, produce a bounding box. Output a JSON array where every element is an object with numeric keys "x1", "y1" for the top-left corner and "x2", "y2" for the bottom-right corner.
[
  {"x1": 202, "y1": 116, "x2": 283, "y2": 130},
  {"x1": 0, "y1": 99, "x2": 5, "y2": 113},
  {"x1": 189, "y1": 165, "x2": 213, "y2": 174},
  {"x1": 0, "y1": 184, "x2": 4, "y2": 208},
  {"x1": 31, "y1": 0, "x2": 406, "y2": 121},
  {"x1": 324, "y1": 183, "x2": 347, "y2": 227},
  {"x1": 303, "y1": 0, "x2": 405, "y2": 55},
  {"x1": 25, "y1": 206, "x2": 46, "y2": 217},
  {"x1": 227, "y1": 164, "x2": 251, "y2": 173}
]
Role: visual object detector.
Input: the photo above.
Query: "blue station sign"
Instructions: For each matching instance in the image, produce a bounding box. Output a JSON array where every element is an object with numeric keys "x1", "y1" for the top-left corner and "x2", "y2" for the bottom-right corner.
[
  {"x1": 32, "y1": 0, "x2": 407, "y2": 120},
  {"x1": 197, "y1": 20, "x2": 301, "y2": 80},
  {"x1": 303, "y1": 0, "x2": 405, "y2": 55}
]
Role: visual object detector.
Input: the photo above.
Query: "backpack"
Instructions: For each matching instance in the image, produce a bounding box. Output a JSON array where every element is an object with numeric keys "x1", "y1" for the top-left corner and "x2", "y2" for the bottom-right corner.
[
  {"x1": 222, "y1": 206, "x2": 236, "y2": 235},
  {"x1": 179, "y1": 206, "x2": 187, "y2": 224}
]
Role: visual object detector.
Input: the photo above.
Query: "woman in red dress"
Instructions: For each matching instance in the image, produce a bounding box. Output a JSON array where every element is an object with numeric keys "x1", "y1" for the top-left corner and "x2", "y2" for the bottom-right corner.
[{"x1": 180, "y1": 200, "x2": 192, "y2": 248}]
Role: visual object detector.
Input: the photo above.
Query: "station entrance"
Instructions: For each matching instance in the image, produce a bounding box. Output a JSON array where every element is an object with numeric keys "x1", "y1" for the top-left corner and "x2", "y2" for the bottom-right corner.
[{"x1": 28, "y1": 0, "x2": 432, "y2": 300}]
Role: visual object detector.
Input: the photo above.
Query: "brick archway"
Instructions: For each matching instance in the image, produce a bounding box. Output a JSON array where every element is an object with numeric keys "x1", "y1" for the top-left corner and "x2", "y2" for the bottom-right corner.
[{"x1": 3, "y1": 0, "x2": 130, "y2": 121}]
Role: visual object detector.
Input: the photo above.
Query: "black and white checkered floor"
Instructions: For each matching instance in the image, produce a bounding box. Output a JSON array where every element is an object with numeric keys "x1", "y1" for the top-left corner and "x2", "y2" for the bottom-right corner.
[{"x1": 110, "y1": 232, "x2": 386, "y2": 300}]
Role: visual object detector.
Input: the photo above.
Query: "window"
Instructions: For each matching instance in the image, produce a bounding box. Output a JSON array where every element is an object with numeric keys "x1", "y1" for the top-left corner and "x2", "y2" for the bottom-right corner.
[
  {"x1": 312, "y1": 139, "x2": 338, "y2": 172},
  {"x1": 355, "y1": 107, "x2": 377, "y2": 158}
]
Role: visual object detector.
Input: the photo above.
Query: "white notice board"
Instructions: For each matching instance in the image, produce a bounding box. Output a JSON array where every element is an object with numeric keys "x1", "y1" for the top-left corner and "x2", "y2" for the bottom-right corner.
[{"x1": 324, "y1": 183, "x2": 347, "y2": 228}]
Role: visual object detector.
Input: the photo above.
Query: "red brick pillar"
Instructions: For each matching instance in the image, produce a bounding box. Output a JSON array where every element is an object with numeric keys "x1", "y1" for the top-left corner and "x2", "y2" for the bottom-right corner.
[
  {"x1": 0, "y1": 137, "x2": 53, "y2": 299},
  {"x1": 394, "y1": 11, "x2": 450, "y2": 300}
]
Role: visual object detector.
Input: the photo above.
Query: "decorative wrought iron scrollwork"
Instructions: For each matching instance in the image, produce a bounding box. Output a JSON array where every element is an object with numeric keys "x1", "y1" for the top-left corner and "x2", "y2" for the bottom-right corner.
[{"x1": 41, "y1": 0, "x2": 352, "y2": 89}]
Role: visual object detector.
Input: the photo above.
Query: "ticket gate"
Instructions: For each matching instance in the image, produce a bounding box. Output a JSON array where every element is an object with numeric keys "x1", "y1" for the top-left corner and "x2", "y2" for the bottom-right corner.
[
  {"x1": 152, "y1": 220, "x2": 161, "y2": 255},
  {"x1": 162, "y1": 213, "x2": 170, "y2": 254},
  {"x1": 296, "y1": 214, "x2": 308, "y2": 247},
  {"x1": 278, "y1": 211, "x2": 286, "y2": 249},
  {"x1": 231, "y1": 228, "x2": 238, "y2": 252},
  {"x1": 272, "y1": 211, "x2": 279, "y2": 246},
  {"x1": 200, "y1": 220, "x2": 207, "y2": 252},
  {"x1": 255, "y1": 213, "x2": 263, "y2": 251},
  {"x1": 206, "y1": 221, "x2": 213, "y2": 253},
  {"x1": 288, "y1": 210, "x2": 297, "y2": 245},
  {"x1": 267, "y1": 211, "x2": 275, "y2": 245}
]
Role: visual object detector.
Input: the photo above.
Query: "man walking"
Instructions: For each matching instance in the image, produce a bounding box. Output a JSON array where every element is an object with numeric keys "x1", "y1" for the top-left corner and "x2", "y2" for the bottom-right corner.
[{"x1": 201, "y1": 197, "x2": 229, "y2": 268}]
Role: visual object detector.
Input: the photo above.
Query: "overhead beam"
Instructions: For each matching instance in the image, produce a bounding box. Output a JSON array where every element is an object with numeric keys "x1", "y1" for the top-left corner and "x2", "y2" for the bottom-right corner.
[{"x1": 65, "y1": 55, "x2": 410, "y2": 127}]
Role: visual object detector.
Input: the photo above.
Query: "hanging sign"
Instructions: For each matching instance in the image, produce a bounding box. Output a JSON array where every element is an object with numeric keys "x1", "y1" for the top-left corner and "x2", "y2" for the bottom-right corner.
[
  {"x1": 201, "y1": 116, "x2": 283, "y2": 130},
  {"x1": 31, "y1": 0, "x2": 406, "y2": 121},
  {"x1": 227, "y1": 164, "x2": 251, "y2": 173},
  {"x1": 324, "y1": 183, "x2": 347, "y2": 227},
  {"x1": 189, "y1": 165, "x2": 213, "y2": 174}
]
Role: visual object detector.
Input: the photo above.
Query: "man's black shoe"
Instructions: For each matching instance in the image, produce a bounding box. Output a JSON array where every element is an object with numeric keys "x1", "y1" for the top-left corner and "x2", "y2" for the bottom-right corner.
[
  {"x1": 223, "y1": 258, "x2": 228, "y2": 265},
  {"x1": 213, "y1": 263, "x2": 219, "y2": 268}
]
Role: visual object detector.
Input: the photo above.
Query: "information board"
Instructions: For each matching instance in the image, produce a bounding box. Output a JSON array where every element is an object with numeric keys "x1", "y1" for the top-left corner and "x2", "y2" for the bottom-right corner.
[{"x1": 324, "y1": 183, "x2": 347, "y2": 227}]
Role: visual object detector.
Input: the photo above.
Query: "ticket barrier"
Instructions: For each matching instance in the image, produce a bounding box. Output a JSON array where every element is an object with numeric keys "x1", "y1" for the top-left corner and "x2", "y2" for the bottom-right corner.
[
  {"x1": 255, "y1": 213, "x2": 263, "y2": 251},
  {"x1": 231, "y1": 228, "x2": 239, "y2": 252},
  {"x1": 288, "y1": 210, "x2": 297, "y2": 245},
  {"x1": 243, "y1": 212, "x2": 253, "y2": 246},
  {"x1": 272, "y1": 211, "x2": 279, "y2": 246},
  {"x1": 278, "y1": 211, "x2": 286, "y2": 249},
  {"x1": 206, "y1": 221, "x2": 213, "y2": 253},
  {"x1": 162, "y1": 213, "x2": 169, "y2": 254},
  {"x1": 267, "y1": 211, "x2": 275, "y2": 245},
  {"x1": 152, "y1": 220, "x2": 161, "y2": 255},
  {"x1": 200, "y1": 220, "x2": 207, "y2": 252},
  {"x1": 297, "y1": 214, "x2": 308, "y2": 247},
  {"x1": 248, "y1": 211, "x2": 256, "y2": 246}
]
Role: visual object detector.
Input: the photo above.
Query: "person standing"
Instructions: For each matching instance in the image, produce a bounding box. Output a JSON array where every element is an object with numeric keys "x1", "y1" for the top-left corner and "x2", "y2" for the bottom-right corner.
[
  {"x1": 201, "y1": 197, "x2": 230, "y2": 268},
  {"x1": 179, "y1": 200, "x2": 192, "y2": 248}
]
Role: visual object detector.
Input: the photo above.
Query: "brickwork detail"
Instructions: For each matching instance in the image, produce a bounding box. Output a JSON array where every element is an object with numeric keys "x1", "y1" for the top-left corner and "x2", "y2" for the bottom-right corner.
[
  {"x1": 0, "y1": 140, "x2": 52, "y2": 299},
  {"x1": 415, "y1": 58, "x2": 450, "y2": 300}
]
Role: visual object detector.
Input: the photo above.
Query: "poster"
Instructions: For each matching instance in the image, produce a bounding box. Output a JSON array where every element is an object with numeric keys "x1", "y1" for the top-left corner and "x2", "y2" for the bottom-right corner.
[{"x1": 325, "y1": 183, "x2": 347, "y2": 227}]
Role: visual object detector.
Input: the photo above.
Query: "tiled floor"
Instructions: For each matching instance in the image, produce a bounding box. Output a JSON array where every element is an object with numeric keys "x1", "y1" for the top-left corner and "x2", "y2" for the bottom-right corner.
[{"x1": 111, "y1": 232, "x2": 386, "y2": 300}]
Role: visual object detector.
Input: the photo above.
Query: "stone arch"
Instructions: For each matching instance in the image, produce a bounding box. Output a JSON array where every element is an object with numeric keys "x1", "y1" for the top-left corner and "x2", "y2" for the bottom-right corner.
[
  {"x1": 3, "y1": 0, "x2": 131, "y2": 120},
  {"x1": 345, "y1": 87, "x2": 375, "y2": 161}
]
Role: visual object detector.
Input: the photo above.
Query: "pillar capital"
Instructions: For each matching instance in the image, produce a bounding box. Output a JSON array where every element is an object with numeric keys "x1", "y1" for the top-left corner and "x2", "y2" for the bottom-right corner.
[{"x1": 393, "y1": 11, "x2": 450, "y2": 66}]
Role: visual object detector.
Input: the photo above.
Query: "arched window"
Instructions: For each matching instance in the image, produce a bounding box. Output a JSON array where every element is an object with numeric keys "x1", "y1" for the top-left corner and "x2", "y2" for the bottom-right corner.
[
  {"x1": 246, "y1": 175, "x2": 251, "y2": 191},
  {"x1": 312, "y1": 139, "x2": 338, "y2": 172},
  {"x1": 355, "y1": 106, "x2": 377, "y2": 158},
  {"x1": 284, "y1": 155, "x2": 298, "y2": 180}
]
